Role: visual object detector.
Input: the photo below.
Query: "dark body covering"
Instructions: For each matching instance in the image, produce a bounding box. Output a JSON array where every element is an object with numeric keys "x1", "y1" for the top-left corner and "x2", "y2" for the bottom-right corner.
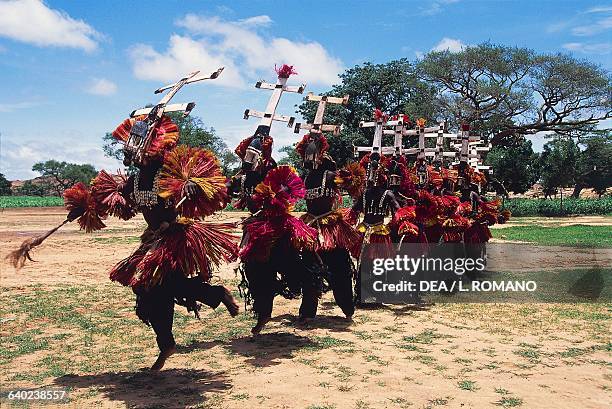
[
  {"x1": 125, "y1": 160, "x2": 228, "y2": 352},
  {"x1": 299, "y1": 167, "x2": 356, "y2": 319}
]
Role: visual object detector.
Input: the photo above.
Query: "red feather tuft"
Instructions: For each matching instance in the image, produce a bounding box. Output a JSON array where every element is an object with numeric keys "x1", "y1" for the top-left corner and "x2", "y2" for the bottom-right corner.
[
  {"x1": 240, "y1": 214, "x2": 317, "y2": 262},
  {"x1": 147, "y1": 116, "x2": 180, "y2": 158},
  {"x1": 158, "y1": 145, "x2": 229, "y2": 218},
  {"x1": 110, "y1": 115, "x2": 179, "y2": 158},
  {"x1": 112, "y1": 117, "x2": 136, "y2": 142},
  {"x1": 252, "y1": 165, "x2": 305, "y2": 214},
  {"x1": 335, "y1": 162, "x2": 366, "y2": 198},
  {"x1": 275, "y1": 64, "x2": 298, "y2": 78},
  {"x1": 373, "y1": 108, "x2": 388, "y2": 121},
  {"x1": 295, "y1": 134, "x2": 330, "y2": 159},
  {"x1": 234, "y1": 135, "x2": 274, "y2": 160},
  {"x1": 64, "y1": 182, "x2": 106, "y2": 233},
  {"x1": 91, "y1": 170, "x2": 137, "y2": 220}
]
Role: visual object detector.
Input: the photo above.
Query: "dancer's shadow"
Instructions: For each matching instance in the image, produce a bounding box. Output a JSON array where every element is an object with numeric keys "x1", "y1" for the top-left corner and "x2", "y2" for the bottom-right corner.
[
  {"x1": 389, "y1": 304, "x2": 431, "y2": 316},
  {"x1": 274, "y1": 313, "x2": 353, "y2": 332},
  {"x1": 224, "y1": 332, "x2": 315, "y2": 367},
  {"x1": 53, "y1": 368, "x2": 230, "y2": 408},
  {"x1": 178, "y1": 339, "x2": 224, "y2": 354}
]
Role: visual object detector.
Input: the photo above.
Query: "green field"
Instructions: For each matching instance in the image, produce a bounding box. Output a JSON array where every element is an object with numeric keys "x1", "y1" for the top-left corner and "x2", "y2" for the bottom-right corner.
[
  {"x1": 502, "y1": 197, "x2": 612, "y2": 216},
  {"x1": 493, "y1": 224, "x2": 612, "y2": 248},
  {"x1": 0, "y1": 196, "x2": 64, "y2": 208}
]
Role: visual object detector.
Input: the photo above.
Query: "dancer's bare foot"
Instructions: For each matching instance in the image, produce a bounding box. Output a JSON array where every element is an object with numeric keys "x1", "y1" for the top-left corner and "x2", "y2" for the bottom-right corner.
[
  {"x1": 251, "y1": 316, "x2": 271, "y2": 335},
  {"x1": 221, "y1": 286, "x2": 239, "y2": 317},
  {"x1": 150, "y1": 346, "x2": 176, "y2": 371}
]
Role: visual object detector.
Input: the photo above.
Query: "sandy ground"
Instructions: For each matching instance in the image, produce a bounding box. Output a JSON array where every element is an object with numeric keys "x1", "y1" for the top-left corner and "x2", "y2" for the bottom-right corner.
[{"x1": 0, "y1": 208, "x2": 610, "y2": 409}]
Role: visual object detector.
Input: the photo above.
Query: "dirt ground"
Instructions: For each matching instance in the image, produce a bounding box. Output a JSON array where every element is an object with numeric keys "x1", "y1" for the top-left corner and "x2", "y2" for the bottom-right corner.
[{"x1": 0, "y1": 207, "x2": 610, "y2": 409}]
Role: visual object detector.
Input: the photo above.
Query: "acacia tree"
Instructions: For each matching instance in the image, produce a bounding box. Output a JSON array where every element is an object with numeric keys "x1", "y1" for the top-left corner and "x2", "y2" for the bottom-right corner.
[
  {"x1": 31, "y1": 160, "x2": 97, "y2": 196},
  {"x1": 572, "y1": 131, "x2": 612, "y2": 197},
  {"x1": 486, "y1": 139, "x2": 539, "y2": 194},
  {"x1": 419, "y1": 43, "x2": 611, "y2": 145},
  {"x1": 538, "y1": 138, "x2": 580, "y2": 198}
]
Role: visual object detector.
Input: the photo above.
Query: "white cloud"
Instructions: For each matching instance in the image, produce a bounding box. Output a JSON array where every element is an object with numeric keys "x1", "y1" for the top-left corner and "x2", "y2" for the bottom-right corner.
[
  {"x1": 415, "y1": 50, "x2": 424, "y2": 60},
  {"x1": 129, "y1": 14, "x2": 343, "y2": 88},
  {"x1": 86, "y1": 78, "x2": 118, "y2": 96},
  {"x1": 238, "y1": 15, "x2": 273, "y2": 27},
  {"x1": 0, "y1": 0, "x2": 100, "y2": 52},
  {"x1": 563, "y1": 42, "x2": 612, "y2": 54},
  {"x1": 586, "y1": 6, "x2": 612, "y2": 14},
  {"x1": 420, "y1": 0, "x2": 460, "y2": 16},
  {"x1": 571, "y1": 16, "x2": 612, "y2": 36},
  {"x1": 431, "y1": 37, "x2": 466, "y2": 52},
  {"x1": 0, "y1": 139, "x2": 123, "y2": 180},
  {"x1": 0, "y1": 101, "x2": 40, "y2": 113}
]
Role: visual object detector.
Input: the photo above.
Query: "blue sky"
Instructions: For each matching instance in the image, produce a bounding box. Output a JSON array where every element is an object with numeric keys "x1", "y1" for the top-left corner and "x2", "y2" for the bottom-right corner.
[{"x1": 1, "y1": 0, "x2": 610, "y2": 180}]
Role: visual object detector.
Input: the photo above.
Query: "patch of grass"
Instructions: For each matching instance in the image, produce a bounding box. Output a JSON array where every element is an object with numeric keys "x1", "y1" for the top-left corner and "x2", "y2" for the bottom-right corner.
[
  {"x1": 0, "y1": 330, "x2": 50, "y2": 363},
  {"x1": 492, "y1": 225, "x2": 612, "y2": 247},
  {"x1": 230, "y1": 393, "x2": 249, "y2": 400},
  {"x1": 337, "y1": 384, "x2": 353, "y2": 392},
  {"x1": 306, "y1": 336, "x2": 354, "y2": 351},
  {"x1": 494, "y1": 387, "x2": 510, "y2": 395},
  {"x1": 411, "y1": 354, "x2": 437, "y2": 365},
  {"x1": 453, "y1": 357, "x2": 473, "y2": 365},
  {"x1": 495, "y1": 396, "x2": 523, "y2": 407},
  {"x1": 91, "y1": 236, "x2": 140, "y2": 244},
  {"x1": 336, "y1": 365, "x2": 357, "y2": 381},
  {"x1": 513, "y1": 347, "x2": 540, "y2": 362},
  {"x1": 457, "y1": 380, "x2": 479, "y2": 391},
  {"x1": 428, "y1": 397, "x2": 449, "y2": 406},
  {"x1": 402, "y1": 329, "x2": 449, "y2": 345},
  {"x1": 559, "y1": 344, "x2": 609, "y2": 358}
]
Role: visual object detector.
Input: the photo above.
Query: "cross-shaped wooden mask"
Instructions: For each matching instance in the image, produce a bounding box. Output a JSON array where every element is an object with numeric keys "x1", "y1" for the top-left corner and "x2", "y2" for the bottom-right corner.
[
  {"x1": 243, "y1": 68, "x2": 306, "y2": 131},
  {"x1": 450, "y1": 124, "x2": 492, "y2": 172},
  {"x1": 130, "y1": 68, "x2": 224, "y2": 118},
  {"x1": 294, "y1": 92, "x2": 349, "y2": 136},
  {"x1": 354, "y1": 110, "x2": 403, "y2": 158}
]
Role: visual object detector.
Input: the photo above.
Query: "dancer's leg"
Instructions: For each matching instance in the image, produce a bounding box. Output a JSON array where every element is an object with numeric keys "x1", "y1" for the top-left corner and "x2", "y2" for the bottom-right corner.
[
  {"x1": 245, "y1": 260, "x2": 276, "y2": 334},
  {"x1": 298, "y1": 250, "x2": 321, "y2": 320},
  {"x1": 321, "y1": 248, "x2": 355, "y2": 318}
]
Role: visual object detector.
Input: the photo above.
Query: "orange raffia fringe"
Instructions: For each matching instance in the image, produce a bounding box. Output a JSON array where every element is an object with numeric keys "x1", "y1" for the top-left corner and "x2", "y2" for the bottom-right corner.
[
  {"x1": 130, "y1": 218, "x2": 239, "y2": 288},
  {"x1": 158, "y1": 145, "x2": 229, "y2": 218},
  {"x1": 335, "y1": 162, "x2": 365, "y2": 199}
]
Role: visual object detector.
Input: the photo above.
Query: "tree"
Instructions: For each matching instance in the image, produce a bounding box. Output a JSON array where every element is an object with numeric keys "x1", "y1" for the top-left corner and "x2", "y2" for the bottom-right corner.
[
  {"x1": 102, "y1": 114, "x2": 239, "y2": 176},
  {"x1": 573, "y1": 131, "x2": 612, "y2": 197},
  {"x1": 0, "y1": 173, "x2": 12, "y2": 195},
  {"x1": 278, "y1": 145, "x2": 303, "y2": 172},
  {"x1": 486, "y1": 139, "x2": 539, "y2": 194},
  {"x1": 418, "y1": 43, "x2": 611, "y2": 145},
  {"x1": 18, "y1": 180, "x2": 49, "y2": 196},
  {"x1": 538, "y1": 138, "x2": 579, "y2": 198},
  {"x1": 32, "y1": 160, "x2": 97, "y2": 196},
  {"x1": 294, "y1": 59, "x2": 441, "y2": 167}
]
